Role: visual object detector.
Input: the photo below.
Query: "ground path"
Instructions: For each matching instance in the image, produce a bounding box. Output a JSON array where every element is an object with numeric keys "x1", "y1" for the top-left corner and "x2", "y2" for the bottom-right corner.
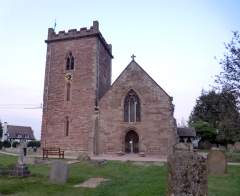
[{"x1": 0, "y1": 150, "x2": 240, "y2": 165}]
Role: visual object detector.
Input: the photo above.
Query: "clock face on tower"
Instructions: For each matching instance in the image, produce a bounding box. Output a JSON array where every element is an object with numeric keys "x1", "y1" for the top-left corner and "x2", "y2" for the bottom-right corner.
[{"x1": 65, "y1": 73, "x2": 72, "y2": 81}]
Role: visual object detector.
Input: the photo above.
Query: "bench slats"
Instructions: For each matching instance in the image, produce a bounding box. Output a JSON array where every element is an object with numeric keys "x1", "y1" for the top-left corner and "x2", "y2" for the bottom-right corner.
[{"x1": 42, "y1": 147, "x2": 64, "y2": 159}]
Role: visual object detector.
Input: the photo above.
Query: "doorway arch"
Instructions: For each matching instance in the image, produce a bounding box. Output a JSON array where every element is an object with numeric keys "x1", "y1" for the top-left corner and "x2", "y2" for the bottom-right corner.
[{"x1": 125, "y1": 130, "x2": 139, "y2": 153}]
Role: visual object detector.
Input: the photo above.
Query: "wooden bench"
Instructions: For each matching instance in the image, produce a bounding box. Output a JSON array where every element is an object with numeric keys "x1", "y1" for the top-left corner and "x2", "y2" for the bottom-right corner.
[{"x1": 42, "y1": 147, "x2": 64, "y2": 159}]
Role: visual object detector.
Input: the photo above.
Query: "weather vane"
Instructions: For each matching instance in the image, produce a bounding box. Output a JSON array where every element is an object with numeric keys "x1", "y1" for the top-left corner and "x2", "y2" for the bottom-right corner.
[{"x1": 53, "y1": 18, "x2": 57, "y2": 31}]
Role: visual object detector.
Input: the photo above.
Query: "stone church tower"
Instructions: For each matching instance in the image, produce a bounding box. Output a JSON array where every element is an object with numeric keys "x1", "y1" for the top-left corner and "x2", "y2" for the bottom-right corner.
[
  {"x1": 41, "y1": 21, "x2": 113, "y2": 153},
  {"x1": 41, "y1": 21, "x2": 177, "y2": 157}
]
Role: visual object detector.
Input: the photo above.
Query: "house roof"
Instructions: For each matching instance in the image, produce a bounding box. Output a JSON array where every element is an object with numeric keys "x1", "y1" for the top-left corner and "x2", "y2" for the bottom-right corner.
[
  {"x1": 177, "y1": 127, "x2": 196, "y2": 137},
  {"x1": 7, "y1": 125, "x2": 35, "y2": 140}
]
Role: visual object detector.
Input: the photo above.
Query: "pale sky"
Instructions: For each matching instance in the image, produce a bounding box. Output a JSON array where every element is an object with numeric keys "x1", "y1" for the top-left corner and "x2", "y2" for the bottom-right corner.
[{"x1": 0, "y1": 0, "x2": 240, "y2": 139}]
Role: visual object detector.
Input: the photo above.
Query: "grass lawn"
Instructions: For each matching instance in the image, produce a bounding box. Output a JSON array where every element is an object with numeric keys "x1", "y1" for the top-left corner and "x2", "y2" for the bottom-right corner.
[{"x1": 0, "y1": 154, "x2": 240, "y2": 196}]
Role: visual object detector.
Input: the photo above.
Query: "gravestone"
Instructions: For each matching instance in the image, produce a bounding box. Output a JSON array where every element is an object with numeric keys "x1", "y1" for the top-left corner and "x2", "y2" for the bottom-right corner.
[
  {"x1": 18, "y1": 143, "x2": 25, "y2": 165},
  {"x1": 11, "y1": 142, "x2": 30, "y2": 177},
  {"x1": 207, "y1": 149, "x2": 227, "y2": 175},
  {"x1": 49, "y1": 160, "x2": 69, "y2": 184},
  {"x1": 168, "y1": 143, "x2": 208, "y2": 196}
]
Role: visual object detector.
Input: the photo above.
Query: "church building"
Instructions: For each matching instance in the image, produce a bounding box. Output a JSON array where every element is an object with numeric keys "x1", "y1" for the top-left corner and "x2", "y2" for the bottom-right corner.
[{"x1": 41, "y1": 21, "x2": 177, "y2": 158}]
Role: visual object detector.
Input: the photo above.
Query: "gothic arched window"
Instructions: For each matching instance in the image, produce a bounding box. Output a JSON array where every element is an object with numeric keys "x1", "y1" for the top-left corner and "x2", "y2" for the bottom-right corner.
[
  {"x1": 124, "y1": 90, "x2": 141, "y2": 122},
  {"x1": 66, "y1": 52, "x2": 74, "y2": 70}
]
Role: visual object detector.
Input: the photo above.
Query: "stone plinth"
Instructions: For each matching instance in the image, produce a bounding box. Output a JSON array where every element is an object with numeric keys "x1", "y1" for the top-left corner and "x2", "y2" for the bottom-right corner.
[{"x1": 11, "y1": 164, "x2": 30, "y2": 177}]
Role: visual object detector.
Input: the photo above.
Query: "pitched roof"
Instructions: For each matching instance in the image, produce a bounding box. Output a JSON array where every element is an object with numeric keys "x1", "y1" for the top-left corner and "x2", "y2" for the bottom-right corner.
[
  {"x1": 110, "y1": 60, "x2": 172, "y2": 98},
  {"x1": 177, "y1": 127, "x2": 196, "y2": 137},
  {"x1": 7, "y1": 125, "x2": 35, "y2": 140}
]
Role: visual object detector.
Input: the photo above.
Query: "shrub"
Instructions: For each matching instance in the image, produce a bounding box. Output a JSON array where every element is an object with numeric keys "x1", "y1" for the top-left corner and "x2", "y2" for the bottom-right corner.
[
  {"x1": 12, "y1": 141, "x2": 20, "y2": 148},
  {"x1": 3, "y1": 140, "x2": 11, "y2": 148},
  {"x1": 0, "y1": 141, "x2": 2, "y2": 149},
  {"x1": 27, "y1": 140, "x2": 41, "y2": 148}
]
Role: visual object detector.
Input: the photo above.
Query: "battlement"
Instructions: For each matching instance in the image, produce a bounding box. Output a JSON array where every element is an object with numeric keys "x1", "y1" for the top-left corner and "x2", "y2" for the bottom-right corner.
[{"x1": 46, "y1": 21, "x2": 113, "y2": 57}]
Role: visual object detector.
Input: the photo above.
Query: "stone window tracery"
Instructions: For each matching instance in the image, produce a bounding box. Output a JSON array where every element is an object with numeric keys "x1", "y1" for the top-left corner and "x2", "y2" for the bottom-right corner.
[
  {"x1": 124, "y1": 90, "x2": 141, "y2": 122},
  {"x1": 66, "y1": 52, "x2": 74, "y2": 70}
]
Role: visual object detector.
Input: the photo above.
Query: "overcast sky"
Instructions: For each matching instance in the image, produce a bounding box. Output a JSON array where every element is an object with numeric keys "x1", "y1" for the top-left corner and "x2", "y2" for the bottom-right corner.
[{"x1": 0, "y1": 0, "x2": 240, "y2": 139}]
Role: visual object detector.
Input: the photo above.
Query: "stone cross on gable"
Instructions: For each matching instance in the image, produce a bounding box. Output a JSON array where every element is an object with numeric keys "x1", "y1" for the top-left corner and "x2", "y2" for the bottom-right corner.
[{"x1": 131, "y1": 54, "x2": 136, "y2": 61}]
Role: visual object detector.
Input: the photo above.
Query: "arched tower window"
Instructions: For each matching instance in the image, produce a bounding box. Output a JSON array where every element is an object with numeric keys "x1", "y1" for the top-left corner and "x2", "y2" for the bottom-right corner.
[
  {"x1": 124, "y1": 90, "x2": 141, "y2": 122},
  {"x1": 66, "y1": 52, "x2": 74, "y2": 70}
]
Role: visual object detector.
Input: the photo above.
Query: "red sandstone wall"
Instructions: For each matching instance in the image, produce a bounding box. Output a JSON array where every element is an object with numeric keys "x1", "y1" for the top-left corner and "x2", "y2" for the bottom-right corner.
[
  {"x1": 41, "y1": 38, "x2": 97, "y2": 151},
  {"x1": 98, "y1": 61, "x2": 177, "y2": 157},
  {"x1": 97, "y1": 40, "x2": 112, "y2": 99},
  {"x1": 41, "y1": 22, "x2": 113, "y2": 153}
]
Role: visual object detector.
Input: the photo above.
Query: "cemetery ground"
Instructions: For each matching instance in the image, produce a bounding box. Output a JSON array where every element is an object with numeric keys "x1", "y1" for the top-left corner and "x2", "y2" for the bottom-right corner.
[{"x1": 0, "y1": 154, "x2": 240, "y2": 196}]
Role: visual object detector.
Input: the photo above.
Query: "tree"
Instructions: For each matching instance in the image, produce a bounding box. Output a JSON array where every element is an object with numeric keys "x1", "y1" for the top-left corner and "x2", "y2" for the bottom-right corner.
[
  {"x1": 0, "y1": 121, "x2": 3, "y2": 139},
  {"x1": 3, "y1": 140, "x2": 11, "y2": 148},
  {"x1": 216, "y1": 31, "x2": 240, "y2": 101},
  {"x1": 189, "y1": 90, "x2": 240, "y2": 144},
  {"x1": 191, "y1": 120, "x2": 217, "y2": 143},
  {"x1": 27, "y1": 140, "x2": 41, "y2": 148}
]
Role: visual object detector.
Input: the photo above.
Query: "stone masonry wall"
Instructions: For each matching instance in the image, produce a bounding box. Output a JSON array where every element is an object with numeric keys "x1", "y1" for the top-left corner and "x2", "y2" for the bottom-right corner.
[
  {"x1": 98, "y1": 61, "x2": 177, "y2": 157},
  {"x1": 41, "y1": 21, "x2": 113, "y2": 153},
  {"x1": 97, "y1": 40, "x2": 112, "y2": 99},
  {"x1": 41, "y1": 38, "x2": 97, "y2": 151}
]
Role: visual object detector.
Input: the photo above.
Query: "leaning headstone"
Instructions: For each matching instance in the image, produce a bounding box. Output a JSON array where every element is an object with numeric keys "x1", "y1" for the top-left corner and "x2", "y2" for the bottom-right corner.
[
  {"x1": 49, "y1": 160, "x2": 69, "y2": 184},
  {"x1": 168, "y1": 143, "x2": 208, "y2": 196},
  {"x1": 207, "y1": 149, "x2": 227, "y2": 175}
]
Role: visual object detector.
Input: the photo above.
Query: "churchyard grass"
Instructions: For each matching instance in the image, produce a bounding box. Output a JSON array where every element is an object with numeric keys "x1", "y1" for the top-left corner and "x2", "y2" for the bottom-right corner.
[{"x1": 0, "y1": 154, "x2": 240, "y2": 196}]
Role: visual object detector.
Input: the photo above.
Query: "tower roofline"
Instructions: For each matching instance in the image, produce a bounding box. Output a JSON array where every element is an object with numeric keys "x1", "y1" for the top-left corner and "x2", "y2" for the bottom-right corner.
[{"x1": 45, "y1": 21, "x2": 113, "y2": 58}]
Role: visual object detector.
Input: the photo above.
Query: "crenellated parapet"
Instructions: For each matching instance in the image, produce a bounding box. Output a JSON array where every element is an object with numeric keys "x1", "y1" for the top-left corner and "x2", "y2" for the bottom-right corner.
[{"x1": 46, "y1": 21, "x2": 113, "y2": 57}]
